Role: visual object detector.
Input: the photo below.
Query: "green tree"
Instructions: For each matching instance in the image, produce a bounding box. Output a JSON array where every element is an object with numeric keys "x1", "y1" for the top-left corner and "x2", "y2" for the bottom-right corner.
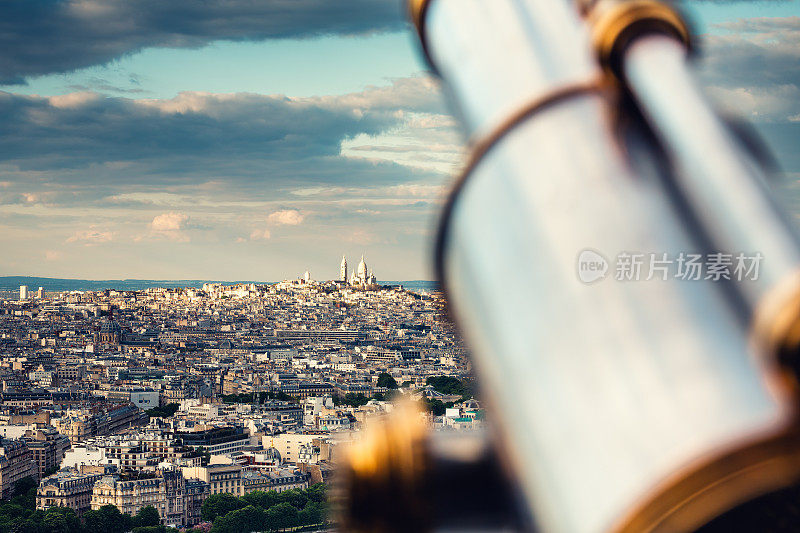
[
  {"x1": 210, "y1": 505, "x2": 266, "y2": 533},
  {"x1": 83, "y1": 504, "x2": 133, "y2": 533},
  {"x1": 145, "y1": 403, "x2": 180, "y2": 419},
  {"x1": 6, "y1": 517, "x2": 37, "y2": 533},
  {"x1": 376, "y1": 372, "x2": 398, "y2": 389},
  {"x1": 42, "y1": 511, "x2": 69, "y2": 533},
  {"x1": 305, "y1": 483, "x2": 327, "y2": 503},
  {"x1": 264, "y1": 502, "x2": 298, "y2": 532},
  {"x1": 425, "y1": 376, "x2": 470, "y2": 398},
  {"x1": 133, "y1": 505, "x2": 161, "y2": 528},
  {"x1": 423, "y1": 398, "x2": 447, "y2": 416},
  {"x1": 240, "y1": 490, "x2": 279, "y2": 510},
  {"x1": 0, "y1": 503, "x2": 27, "y2": 520},
  {"x1": 297, "y1": 500, "x2": 327, "y2": 526},
  {"x1": 131, "y1": 526, "x2": 180, "y2": 533},
  {"x1": 42, "y1": 507, "x2": 79, "y2": 533},
  {"x1": 221, "y1": 393, "x2": 254, "y2": 404},
  {"x1": 10, "y1": 478, "x2": 37, "y2": 510},
  {"x1": 12, "y1": 477, "x2": 36, "y2": 498},
  {"x1": 335, "y1": 393, "x2": 370, "y2": 407},
  {"x1": 276, "y1": 489, "x2": 307, "y2": 510},
  {"x1": 201, "y1": 493, "x2": 245, "y2": 522},
  {"x1": 194, "y1": 446, "x2": 211, "y2": 467}
]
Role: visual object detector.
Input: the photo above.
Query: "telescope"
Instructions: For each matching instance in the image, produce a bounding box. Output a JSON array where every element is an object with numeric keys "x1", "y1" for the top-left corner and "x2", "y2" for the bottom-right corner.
[{"x1": 339, "y1": 0, "x2": 800, "y2": 531}]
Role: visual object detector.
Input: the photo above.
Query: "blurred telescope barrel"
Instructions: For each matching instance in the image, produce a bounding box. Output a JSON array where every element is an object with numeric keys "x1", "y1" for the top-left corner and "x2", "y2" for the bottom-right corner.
[{"x1": 396, "y1": 0, "x2": 800, "y2": 532}]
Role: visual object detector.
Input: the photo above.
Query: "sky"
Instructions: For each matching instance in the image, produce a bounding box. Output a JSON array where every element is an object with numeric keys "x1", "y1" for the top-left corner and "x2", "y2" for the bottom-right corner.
[{"x1": 0, "y1": 0, "x2": 798, "y2": 281}]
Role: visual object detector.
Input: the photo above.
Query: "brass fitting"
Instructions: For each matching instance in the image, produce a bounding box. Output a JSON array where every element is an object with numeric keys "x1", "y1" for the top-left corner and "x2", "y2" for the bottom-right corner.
[
  {"x1": 752, "y1": 271, "x2": 800, "y2": 401},
  {"x1": 336, "y1": 404, "x2": 432, "y2": 532},
  {"x1": 408, "y1": 0, "x2": 429, "y2": 37},
  {"x1": 585, "y1": 0, "x2": 691, "y2": 79},
  {"x1": 407, "y1": 0, "x2": 437, "y2": 74},
  {"x1": 336, "y1": 403, "x2": 520, "y2": 531}
]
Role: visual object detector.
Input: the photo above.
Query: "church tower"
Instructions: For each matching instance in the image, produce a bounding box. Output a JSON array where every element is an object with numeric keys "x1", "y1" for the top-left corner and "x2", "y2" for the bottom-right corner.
[
  {"x1": 340, "y1": 255, "x2": 348, "y2": 282},
  {"x1": 358, "y1": 255, "x2": 368, "y2": 282}
]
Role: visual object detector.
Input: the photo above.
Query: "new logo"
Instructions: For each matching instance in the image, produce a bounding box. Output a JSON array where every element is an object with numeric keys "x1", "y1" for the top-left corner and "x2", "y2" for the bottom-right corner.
[{"x1": 577, "y1": 249, "x2": 608, "y2": 284}]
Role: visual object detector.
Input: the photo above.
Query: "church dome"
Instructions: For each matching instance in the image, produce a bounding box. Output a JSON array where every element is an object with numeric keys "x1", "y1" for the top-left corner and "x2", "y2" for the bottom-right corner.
[
  {"x1": 358, "y1": 256, "x2": 368, "y2": 278},
  {"x1": 97, "y1": 317, "x2": 122, "y2": 344},
  {"x1": 99, "y1": 319, "x2": 121, "y2": 334},
  {"x1": 463, "y1": 398, "x2": 481, "y2": 410}
]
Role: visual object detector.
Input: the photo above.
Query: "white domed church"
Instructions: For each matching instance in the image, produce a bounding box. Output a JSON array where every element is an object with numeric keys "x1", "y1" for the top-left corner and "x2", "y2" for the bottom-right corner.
[{"x1": 345, "y1": 254, "x2": 377, "y2": 287}]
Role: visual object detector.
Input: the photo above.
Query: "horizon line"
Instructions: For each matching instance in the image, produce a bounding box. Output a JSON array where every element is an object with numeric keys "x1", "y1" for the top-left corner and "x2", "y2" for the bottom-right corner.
[{"x1": 0, "y1": 275, "x2": 435, "y2": 283}]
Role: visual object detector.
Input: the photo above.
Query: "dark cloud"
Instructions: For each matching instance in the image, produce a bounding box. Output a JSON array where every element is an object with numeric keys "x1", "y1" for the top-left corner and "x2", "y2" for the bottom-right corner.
[
  {"x1": 697, "y1": 17, "x2": 800, "y2": 89},
  {"x1": 691, "y1": 16, "x2": 800, "y2": 160},
  {"x1": 0, "y1": 0, "x2": 406, "y2": 83},
  {"x1": 0, "y1": 91, "x2": 387, "y2": 166},
  {"x1": 0, "y1": 77, "x2": 446, "y2": 200},
  {"x1": 687, "y1": 16, "x2": 800, "y2": 203}
]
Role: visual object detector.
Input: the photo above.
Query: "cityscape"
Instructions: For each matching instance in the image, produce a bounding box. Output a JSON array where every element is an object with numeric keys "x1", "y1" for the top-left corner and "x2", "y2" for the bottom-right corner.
[
  {"x1": 1, "y1": 0, "x2": 797, "y2": 530},
  {"x1": 0, "y1": 254, "x2": 475, "y2": 531}
]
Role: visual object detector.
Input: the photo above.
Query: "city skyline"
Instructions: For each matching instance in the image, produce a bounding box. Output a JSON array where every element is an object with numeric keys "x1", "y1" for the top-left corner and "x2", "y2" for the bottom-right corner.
[
  {"x1": 0, "y1": 0, "x2": 798, "y2": 281},
  {"x1": 0, "y1": 251, "x2": 416, "y2": 287},
  {"x1": 0, "y1": 259, "x2": 466, "y2": 529},
  {"x1": 0, "y1": 2, "x2": 799, "y2": 529}
]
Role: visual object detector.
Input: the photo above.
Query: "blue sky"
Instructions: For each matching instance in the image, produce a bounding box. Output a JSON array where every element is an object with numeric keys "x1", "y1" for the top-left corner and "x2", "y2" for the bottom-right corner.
[
  {"x1": 0, "y1": 0, "x2": 798, "y2": 281},
  {"x1": 0, "y1": 33, "x2": 423, "y2": 100},
  {"x1": 3, "y1": 1, "x2": 795, "y2": 100}
]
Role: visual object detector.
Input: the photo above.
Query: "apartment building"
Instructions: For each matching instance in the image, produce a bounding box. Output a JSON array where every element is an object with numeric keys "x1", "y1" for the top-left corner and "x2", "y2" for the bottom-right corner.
[
  {"x1": 175, "y1": 426, "x2": 251, "y2": 455},
  {"x1": 0, "y1": 438, "x2": 37, "y2": 498},
  {"x1": 36, "y1": 467, "x2": 103, "y2": 514},
  {"x1": 182, "y1": 463, "x2": 242, "y2": 496},
  {"x1": 91, "y1": 468, "x2": 189, "y2": 528},
  {"x1": 184, "y1": 478, "x2": 210, "y2": 526},
  {"x1": 23, "y1": 427, "x2": 71, "y2": 480},
  {"x1": 53, "y1": 404, "x2": 147, "y2": 443}
]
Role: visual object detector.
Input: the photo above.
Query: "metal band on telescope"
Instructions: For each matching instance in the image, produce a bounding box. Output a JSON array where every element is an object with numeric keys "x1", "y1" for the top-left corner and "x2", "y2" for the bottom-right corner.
[
  {"x1": 585, "y1": 0, "x2": 691, "y2": 80},
  {"x1": 751, "y1": 271, "x2": 800, "y2": 398},
  {"x1": 408, "y1": 0, "x2": 437, "y2": 74},
  {"x1": 434, "y1": 79, "x2": 606, "y2": 303},
  {"x1": 612, "y1": 424, "x2": 800, "y2": 533},
  {"x1": 612, "y1": 275, "x2": 800, "y2": 532}
]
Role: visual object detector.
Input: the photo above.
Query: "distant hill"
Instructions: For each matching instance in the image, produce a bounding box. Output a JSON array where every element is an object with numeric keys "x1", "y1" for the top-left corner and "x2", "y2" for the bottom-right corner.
[
  {"x1": 383, "y1": 281, "x2": 438, "y2": 292},
  {"x1": 0, "y1": 276, "x2": 437, "y2": 293},
  {"x1": 0, "y1": 276, "x2": 257, "y2": 292}
]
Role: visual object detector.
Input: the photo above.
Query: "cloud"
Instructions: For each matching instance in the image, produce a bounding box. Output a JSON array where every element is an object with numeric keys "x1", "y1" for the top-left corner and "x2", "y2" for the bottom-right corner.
[
  {"x1": 387, "y1": 183, "x2": 447, "y2": 198},
  {"x1": 315, "y1": 76, "x2": 446, "y2": 115},
  {"x1": 696, "y1": 17, "x2": 800, "y2": 122},
  {"x1": 704, "y1": 84, "x2": 800, "y2": 121},
  {"x1": 250, "y1": 228, "x2": 272, "y2": 240},
  {"x1": 0, "y1": 90, "x2": 387, "y2": 168},
  {"x1": 44, "y1": 250, "x2": 62, "y2": 261},
  {"x1": 345, "y1": 229, "x2": 383, "y2": 245},
  {"x1": 66, "y1": 227, "x2": 113, "y2": 244},
  {"x1": 151, "y1": 211, "x2": 188, "y2": 231},
  {"x1": 149, "y1": 211, "x2": 190, "y2": 241},
  {"x1": 267, "y1": 209, "x2": 305, "y2": 226},
  {"x1": 0, "y1": 74, "x2": 455, "y2": 280},
  {"x1": 0, "y1": 76, "x2": 448, "y2": 205},
  {"x1": 0, "y1": 0, "x2": 406, "y2": 83}
]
